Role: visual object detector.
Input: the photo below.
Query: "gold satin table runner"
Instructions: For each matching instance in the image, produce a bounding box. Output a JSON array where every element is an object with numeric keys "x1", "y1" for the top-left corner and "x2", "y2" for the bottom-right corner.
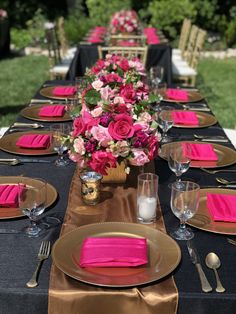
[{"x1": 48, "y1": 166, "x2": 178, "y2": 314}]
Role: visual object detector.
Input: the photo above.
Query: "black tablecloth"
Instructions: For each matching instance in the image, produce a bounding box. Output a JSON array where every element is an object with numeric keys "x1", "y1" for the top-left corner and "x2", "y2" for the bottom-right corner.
[
  {"x1": 0, "y1": 19, "x2": 10, "y2": 58},
  {"x1": 66, "y1": 44, "x2": 173, "y2": 85},
  {"x1": 0, "y1": 81, "x2": 236, "y2": 314}
]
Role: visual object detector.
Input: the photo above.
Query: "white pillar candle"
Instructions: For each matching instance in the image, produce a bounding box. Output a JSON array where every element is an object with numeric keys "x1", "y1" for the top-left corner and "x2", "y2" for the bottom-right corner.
[{"x1": 138, "y1": 196, "x2": 157, "y2": 220}]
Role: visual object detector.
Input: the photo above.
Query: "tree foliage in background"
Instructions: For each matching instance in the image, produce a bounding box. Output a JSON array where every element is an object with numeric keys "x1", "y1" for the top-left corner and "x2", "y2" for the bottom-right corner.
[{"x1": 85, "y1": 0, "x2": 131, "y2": 26}]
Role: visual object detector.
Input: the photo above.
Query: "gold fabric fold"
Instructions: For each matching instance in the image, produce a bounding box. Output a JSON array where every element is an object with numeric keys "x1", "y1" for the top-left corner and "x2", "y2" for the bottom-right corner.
[{"x1": 48, "y1": 164, "x2": 178, "y2": 314}]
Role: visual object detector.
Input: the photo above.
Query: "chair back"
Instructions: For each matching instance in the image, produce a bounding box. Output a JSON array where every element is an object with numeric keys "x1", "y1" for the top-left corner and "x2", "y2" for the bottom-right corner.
[
  {"x1": 56, "y1": 16, "x2": 69, "y2": 58},
  {"x1": 178, "y1": 18, "x2": 191, "y2": 56},
  {"x1": 184, "y1": 25, "x2": 199, "y2": 63},
  {"x1": 45, "y1": 26, "x2": 61, "y2": 66},
  {"x1": 108, "y1": 34, "x2": 147, "y2": 46},
  {"x1": 97, "y1": 46, "x2": 148, "y2": 66},
  {"x1": 190, "y1": 28, "x2": 207, "y2": 69}
]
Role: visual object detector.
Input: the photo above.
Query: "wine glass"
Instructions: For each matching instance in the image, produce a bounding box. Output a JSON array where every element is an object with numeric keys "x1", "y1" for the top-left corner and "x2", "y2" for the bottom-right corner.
[
  {"x1": 149, "y1": 66, "x2": 164, "y2": 89},
  {"x1": 170, "y1": 181, "x2": 200, "y2": 240},
  {"x1": 51, "y1": 124, "x2": 71, "y2": 166},
  {"x1": 158, "y1": 106, "x2": 174, "y2": 143},
  {"x1": 66, "y1": 98, "x2": 80, "y2": 120},
  {"x1": 18, "y1": 179, "x2": 47, "y2": 237},
  {"x1": 168, "y1": 145, "x2": 191, "y2": 188}
]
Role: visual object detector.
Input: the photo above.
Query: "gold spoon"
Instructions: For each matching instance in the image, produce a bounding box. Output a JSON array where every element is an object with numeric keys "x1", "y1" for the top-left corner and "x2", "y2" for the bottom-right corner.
[
  {"x1": 205, "y1": 252, "x2": 225, "y2": 293},
  {"x1": 216, "y1": 177, "x2": 236, "y2": 185},
  {"x1": 200, "y1": 168, "x2": 236, "y2": 174}
]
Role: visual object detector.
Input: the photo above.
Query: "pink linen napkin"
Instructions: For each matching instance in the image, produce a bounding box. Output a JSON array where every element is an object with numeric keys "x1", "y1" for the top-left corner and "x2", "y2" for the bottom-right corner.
[
  {"x1": 52, "y1": 86, "x2": 76, "y2": 96},
  {"x1": 207, "y1": 193, "x2": 236, "y2": 222},
  {"x1": 166, "y1": 88, "x2": 189, "y2": 101},
  {"x1": 182, "y1": 143, "x2": 218, "y2": 161},
  {"x1": 0, "y1": 184, "x2": 24, "y2": 207},
  {"x1": 16, "y1": 134, "x2": 51, "y2": 149},
  {"x1": 172, "y1": 111, "x2": 199, "y2": 125},
  {"x1": 39, "y1": 105, "x2": 66, "y2": 117},
  {"x1": 78, "y1": 237, "x2": 148, "y2": 268}
]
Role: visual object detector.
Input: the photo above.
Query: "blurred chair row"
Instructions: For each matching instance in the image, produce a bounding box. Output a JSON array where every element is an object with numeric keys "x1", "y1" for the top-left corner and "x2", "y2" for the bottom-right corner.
[
  {"x1": 44, "y1": 17, "x2": 76, "y2": 79},
  {"x1": 172, "y1": 18, "x2": 207, "y2": 86}
]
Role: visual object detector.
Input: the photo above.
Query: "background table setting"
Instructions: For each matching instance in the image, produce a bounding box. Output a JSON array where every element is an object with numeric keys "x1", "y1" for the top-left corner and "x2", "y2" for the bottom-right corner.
[{"x1": 1, "y1": 58, "x2": 236, "y2": 314}]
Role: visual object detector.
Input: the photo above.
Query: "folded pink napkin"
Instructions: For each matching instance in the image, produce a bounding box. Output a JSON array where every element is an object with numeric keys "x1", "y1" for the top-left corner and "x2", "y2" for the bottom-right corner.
[
  {"x1": 39, "y1": 105, "x2": 66, "y2": 117},
  {"x1": 52, "y1": 86, "x2": 76, "y2": 96},
  {"x1": 78, "y1": 237, "x2": 148, "y2": 268},
  {"x1": 16, "y1": 134, "x2": 51, "y2": 149},
  {"x1": 182, "y1": 143, "x2": 218, "y2": 161},
  {"x1": 0, "y1": 184, "x2": 25, "y2": 207},
  {"x1": 172, "y1": 111, "x2": 199, "y2": 125},
  {"x1": 166, "y1": 88, "x2": 189, "y2": 101},
  {"x1": 207, "y1": 193, "x2": 236, "y2": 222}
]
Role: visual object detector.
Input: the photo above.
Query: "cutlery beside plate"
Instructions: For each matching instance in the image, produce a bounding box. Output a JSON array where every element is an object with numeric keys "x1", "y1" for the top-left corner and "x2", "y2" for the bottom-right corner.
[{"x1": 0, "y1": 158, "x2": 52, "y2": 165}]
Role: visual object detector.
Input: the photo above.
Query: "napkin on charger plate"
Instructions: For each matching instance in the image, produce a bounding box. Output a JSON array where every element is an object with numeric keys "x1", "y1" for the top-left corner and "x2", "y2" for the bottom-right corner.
[
  {"x1": 52, "y1": 86, "x2": 76, "y2": 96},
  {"x1": 39, "y1": 105, "x2": 66, "y2": 117},
  {"x1": 0, "y1": 184, "x2": 25, "y2": 207},
  {"x1": 78, "y1": 237, "x2": 148, "y2": 268},
  {"x1": 182, "y1": 142, "x2": 218, "y2": 161},
  {"x1": 207, "y1": 193, "x2": 236, "y2": 222},
  {"x1": 16, "y1": 134, "x2": 51, "y2": 149},
  {"x1": 166, "y1": 88, "x2": 189, "y2": 101},
  {"x1": 172, "y1": 111, "x2": 199, "y2": 125}
]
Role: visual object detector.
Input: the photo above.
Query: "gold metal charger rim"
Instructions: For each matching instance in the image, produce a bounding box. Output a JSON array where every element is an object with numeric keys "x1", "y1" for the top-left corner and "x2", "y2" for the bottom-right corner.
[
  {"x1": 159, "y1": 141, "x2": 236, "y2": 168},
  {"x1": 20, "y1": 104, "x2": 72, "y2": 122},
  {"x1": 0, "y1": 131, "x2": 56, "y2": 156},
  {"x1": 0, "y1": 176, "x2": 57, "y2": 219},
  {"x1": 188, "y1": 188, "x2": 236, "y2": 235},
  {"x1": 173, "y1": 111, "x2": 217, "y2": 128},
  {"x1": 39, "y1": 86, "x2": 76, "y2": 100},
  {"x1": 162, "y1": 90, "x2": 203, "y2": 103},
  {"x1": 52, "y1": 222, "x2": 181, "y2": 287}
]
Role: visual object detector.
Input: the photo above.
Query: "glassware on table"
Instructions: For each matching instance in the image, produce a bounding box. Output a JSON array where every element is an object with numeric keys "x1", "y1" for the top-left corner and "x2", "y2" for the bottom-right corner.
[
  {"x1": 51, "y1": 124, "x2": 71, "y2": 167},
  {"x1": 158, "y1": 106, "x2": 174, "y2": 143},
  {"x1": 18, "y1": 179, "x2": 47, "y2": 237},
  {"x1": 137, "y1": 173, "x2": 159, "y2": 224},
  {"x1": 168, "y1": 145, "x2": 191, "y2": 188},
  {"x1": 170, "y1": 181, "x2": 200, "y2": 240},
  {"x1": 149, "y1": 66, "x2": 164, "y2": 89},
  {"x1": 80, "y1": 171, "x2": 103, "y2": 205},
  {"x1": 66, "y1": 98, "x2": 81, "y2": 120}
]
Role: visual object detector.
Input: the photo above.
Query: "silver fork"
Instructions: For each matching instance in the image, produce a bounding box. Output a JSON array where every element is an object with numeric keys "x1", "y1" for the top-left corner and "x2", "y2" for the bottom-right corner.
[
  {"x1": 200, "y1": 168, "x2": 236, "y2": 174},
  {"x1": 227, "y1": 238, "x2": 236, "y2": 246},
  {"x1": 26, "y1": 241, "x2": 51, "y2": 288}
]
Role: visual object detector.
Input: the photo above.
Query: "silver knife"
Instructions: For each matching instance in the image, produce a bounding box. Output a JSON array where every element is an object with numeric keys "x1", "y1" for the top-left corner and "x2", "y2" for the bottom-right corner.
[
  {"x1": 183, "y1": 107, "x2": 211, "y2": 112},
  {"x1": 0, "y1": 228, "x2": 22, "y2": 234},
  {"x1": 187, "y1": 240, "x2": 213, "y2": 292},
  {"x1": 30, "y1": 99, "x2": 66, "y2": 104},
  {"x1": 0, "y1": 158, "x2": 51, "y2": 164}
]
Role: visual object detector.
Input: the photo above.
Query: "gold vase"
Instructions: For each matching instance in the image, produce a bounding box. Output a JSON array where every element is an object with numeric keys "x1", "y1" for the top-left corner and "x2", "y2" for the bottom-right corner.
[{"x1": 102, "y1": 161, "x2": 127, "y2": 184}]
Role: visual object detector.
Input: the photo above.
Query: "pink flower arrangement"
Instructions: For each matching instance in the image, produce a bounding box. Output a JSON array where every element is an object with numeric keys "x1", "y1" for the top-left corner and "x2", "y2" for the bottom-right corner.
[
  {"x1": 110, "y1": 10, "x2": 139, "y2": 34},
  {"x1": 0, "y1": 9, "x2": 7, "y2": 19},
  {"x1": 69, "y1": 54, "x2": 159, "y2": 175}
]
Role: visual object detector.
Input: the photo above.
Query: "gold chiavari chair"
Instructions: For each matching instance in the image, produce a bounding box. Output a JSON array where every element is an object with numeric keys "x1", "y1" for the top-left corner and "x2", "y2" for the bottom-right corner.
[
  {"x1": 107, "y1": 34, "x2": 147, "y2": 46},
  {"x1": 172, "y1": 18, "x2": 192, "y2": 58}
]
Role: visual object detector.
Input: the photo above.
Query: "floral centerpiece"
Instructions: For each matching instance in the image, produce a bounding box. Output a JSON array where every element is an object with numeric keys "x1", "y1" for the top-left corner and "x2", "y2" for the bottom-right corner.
[
  {"x1": 110, "y1": 10, "x2": 139, "y2": 35},
  {"x1": 69, "y1": 54, "x2": 160, "y2": 176},
  {"x1": 0, "y1": 9, "x2": 7, "y2": 20}
]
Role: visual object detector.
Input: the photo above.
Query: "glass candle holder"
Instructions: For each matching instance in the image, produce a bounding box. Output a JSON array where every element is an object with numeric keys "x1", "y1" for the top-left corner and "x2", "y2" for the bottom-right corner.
[{"x1": 80, "y1": 171, "x2": 103, "y2": 205}]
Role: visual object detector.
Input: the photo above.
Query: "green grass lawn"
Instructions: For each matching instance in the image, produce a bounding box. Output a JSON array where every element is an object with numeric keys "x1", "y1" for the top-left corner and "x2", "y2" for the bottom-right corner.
[{"x1": 0, "y1": 54, "x2": 235, "y2": 129}]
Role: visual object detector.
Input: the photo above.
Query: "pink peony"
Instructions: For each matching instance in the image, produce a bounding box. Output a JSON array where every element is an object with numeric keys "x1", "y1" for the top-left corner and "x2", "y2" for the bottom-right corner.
[
  {"x1": 88, "y1": 151, "x2": 117, "y2": 175},
  {"x1": 119, "y1": 84, "x2": 136, "y2": 104},
  {"x1": 129, "y1": 149, "x2": 149, "y2": 166},
  {"x1": 91, "y1": 125, "x2": 112, "y2": 147},
  {"x1": 108, "y1": 114, "x2": 134, "y2": 140}
]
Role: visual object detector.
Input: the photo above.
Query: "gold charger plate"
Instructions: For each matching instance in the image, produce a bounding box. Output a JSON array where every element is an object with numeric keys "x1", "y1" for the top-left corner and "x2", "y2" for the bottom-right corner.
[
  {"x1": 162, "y1": 90, "x2": 203, "y2": 103},
  {"x1": 173, "y1": 111, "x2": 217, "y2": 128},
  {"x1": 52, "y1": 222, "x2": 181, "y2": 287},
  {"x1": 40, "y1": 86, "x2": 76, "y2": 100},
  {"x1": 20, "y1": 104, "x2": 72, "y2": 122},
  {"x1": 188, "y1": 188, "x2": 236, "y2": 235},
  {"x1": 0, "y1": 131, "x2": 56, "y2": 156},
  {"x1": 159, "y1": 141, "x2": 236, "y2": 168},
  {"x1": 0, "y1": 176, "x2": 57, "y2": 219}
]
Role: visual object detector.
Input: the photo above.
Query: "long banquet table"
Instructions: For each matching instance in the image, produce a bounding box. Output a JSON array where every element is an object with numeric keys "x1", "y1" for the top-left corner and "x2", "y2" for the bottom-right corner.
[
  {"x1": 0, "y1": 80, "x2": 236, "y2": 314},
  {"x1": 66, "y1": 43, "x2": 173, "y2": 85}
]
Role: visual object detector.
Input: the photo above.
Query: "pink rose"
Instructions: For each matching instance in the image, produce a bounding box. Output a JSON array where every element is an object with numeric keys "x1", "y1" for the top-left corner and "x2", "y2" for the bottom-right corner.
[
  {"x1": 72, "y1": 116, "x2": 86, "y2": 136},
  {"x1": 92, "y1": 80, "x2": 103, "y2": 90},
  {"x1": 108, "y1": 114, "x2": 134, "y2": 140},
  {"x1": 118, "y1": 59, "x2": 130, "y2": 72},
  {"x1": 129, "y1": 149, "x2": 149, "y2": 166},
  {"x1": 69, "y1": 152, "x2": 85, "y2": 168},
  {"x1": 73, "y1": 137, "x2": 85, "y2": 155},
  {"x1": 91, "y1": 125, "x2": 112, "y2": 147},
  {"x1": 147, "y1": 135, "x2": 159, "y2": 160},
  {"x1": 119, "y1": 84, "x2": 136, "y2": 104},
  {"x1": 88, "y1": 151, "x2": 117, "y2": 175},
  {"x1": 100, "y1": 86, "x2": 112, "y2": 101}
]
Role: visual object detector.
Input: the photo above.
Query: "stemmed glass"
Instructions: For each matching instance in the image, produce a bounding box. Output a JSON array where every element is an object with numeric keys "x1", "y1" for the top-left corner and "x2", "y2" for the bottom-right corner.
[
  {"x1": 158, "y1": 106, "x2": 174, "y2": 143},
  {"x1": 149, "y1": 66, "x2": 164, "y2": 89},
  {"x1": 18, "y1": 179, "x2": 47, "y2": 237},
  {"x1": 51, "y1": 124, "x2": 71, "y2": 166},
  {"x1": 170, "y1": 181, "x2": 200, "y2": 240},
  {"x1": 168, "y1": 145, "x2": 191, "y2": 188}
]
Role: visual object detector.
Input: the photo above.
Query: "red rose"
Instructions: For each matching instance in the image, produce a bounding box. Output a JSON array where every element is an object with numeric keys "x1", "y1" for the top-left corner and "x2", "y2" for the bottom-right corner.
[
  {"x1": 88, "y1": 151, "x2": 117, "y2": 175},
  {"x1": 108, "y1": 113, "x2": 134, "y2": 140},
  {"x1": 72, "y1": 116, "x2": 86, "y2": 137},
  {"x1": 119, "y1": 59, "x2": 130, "y2": 72},
  {"x1": 147, "y1": 135, "x2": 159, "y2": 160},
  {"x1": 119, "y1": 84, "x2": 136, "y2": 104}
]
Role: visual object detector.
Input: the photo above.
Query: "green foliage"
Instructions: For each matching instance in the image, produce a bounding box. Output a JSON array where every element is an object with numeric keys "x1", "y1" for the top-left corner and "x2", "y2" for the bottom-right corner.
[
  {"x1": 147, "y1": 0, "x2": 196, "y2": 39},
  {"x1": 224, "y1": 6, "x2": 236, "y2": 47},
  {"x1": 11, "y1": 28, "x2": 32, "y2": 50},
  {"x1": 191, "y1": 0, "x2": 220, "y2": 29},
  {"x1": 86, "y1": 0, "x2": 131, "y2": 26}
]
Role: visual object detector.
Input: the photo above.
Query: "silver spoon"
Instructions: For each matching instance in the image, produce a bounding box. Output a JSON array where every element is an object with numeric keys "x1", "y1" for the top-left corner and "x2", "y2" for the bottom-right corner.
[
  {"x1": 0, "y1": 159, "x2": 20, "y2": 166},
  {"x1": 200, "y1": 168, "x2": 236, "y2": 174},
  {"x1": 205, "y1": 252, "x2": 225, "y2": 293},
  {"x1": 12, "y1": 122, "x2": 44, "y2": 128},
  {"x1": 216, "y1": 177, "x2": 236, "y2": 185}
]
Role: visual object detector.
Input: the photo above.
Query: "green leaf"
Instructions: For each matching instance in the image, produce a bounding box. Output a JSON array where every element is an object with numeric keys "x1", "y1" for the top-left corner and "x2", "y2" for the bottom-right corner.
[{"x1": 84, "y1": 89, "x2": 101, "y2": 105}]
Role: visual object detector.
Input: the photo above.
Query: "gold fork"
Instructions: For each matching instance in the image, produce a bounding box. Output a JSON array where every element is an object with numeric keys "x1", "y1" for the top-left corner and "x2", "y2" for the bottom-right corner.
[
  {"x1": 200, "y1": 168, "x2": 236, "y2": 174},
  {"x1": 26, "y1": 241, "x2": 51, "y2": 288},
  {"x1": 227, "y1": 238, "x2": 236, "y2": 246}
]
